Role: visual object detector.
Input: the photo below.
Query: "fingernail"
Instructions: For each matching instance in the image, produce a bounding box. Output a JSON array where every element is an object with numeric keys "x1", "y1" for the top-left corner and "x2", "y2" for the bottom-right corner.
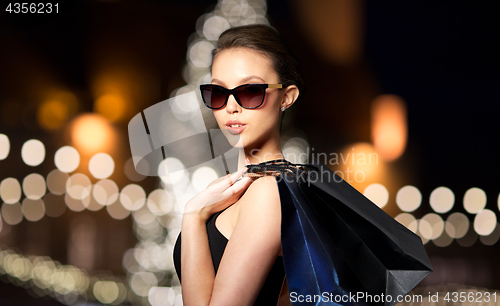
[{"x1": 245, "y1": 158, "x2": 250, "y2": 164}]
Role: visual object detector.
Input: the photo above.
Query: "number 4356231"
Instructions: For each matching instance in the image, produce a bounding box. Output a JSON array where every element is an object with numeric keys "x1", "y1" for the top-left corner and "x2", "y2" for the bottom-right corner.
[
  {"x1": 444, "y1": 291, "x2": 497, "y2": 303},
  {"x1": 6, "y1": 3, "x2": 58, "y2": 14}
]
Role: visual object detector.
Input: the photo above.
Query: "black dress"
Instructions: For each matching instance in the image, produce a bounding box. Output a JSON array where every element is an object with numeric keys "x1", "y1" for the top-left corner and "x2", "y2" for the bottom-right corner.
[{"x1": 173, "y1": 209, "x2": 286, "y2": 305}]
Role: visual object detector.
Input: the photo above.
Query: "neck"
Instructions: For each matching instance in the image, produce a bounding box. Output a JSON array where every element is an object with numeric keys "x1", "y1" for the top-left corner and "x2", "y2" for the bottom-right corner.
[{"x1": 236, "y1": 140, "x2": 284, "y2": 169}]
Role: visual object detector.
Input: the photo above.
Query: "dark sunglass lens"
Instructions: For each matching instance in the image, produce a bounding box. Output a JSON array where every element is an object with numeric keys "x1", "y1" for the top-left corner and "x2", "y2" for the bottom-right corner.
[
  {"x1": 236, "y1": 85, "x2": 264, "y2": 108},
  {"x1": 203, "y1": 86, "x2": 227, "y2": 109}
]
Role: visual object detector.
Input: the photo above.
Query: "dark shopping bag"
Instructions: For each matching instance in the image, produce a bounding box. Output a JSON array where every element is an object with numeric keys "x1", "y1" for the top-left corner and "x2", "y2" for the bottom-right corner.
[{"x1": 247, "y1": 158, "x2": 432, "y2": 306}]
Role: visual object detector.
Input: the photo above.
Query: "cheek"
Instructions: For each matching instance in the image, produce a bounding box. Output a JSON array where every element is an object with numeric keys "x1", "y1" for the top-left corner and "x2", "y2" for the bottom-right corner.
[
  {"x1": 259, "y1": 94, "x2": 281, "y2": 122},
  {"x1": 253, "y1": 108, "x2": 280, "y2": 132},
  {"x1": 213, "y1": 111, "x2": 224, "y2": 128}
]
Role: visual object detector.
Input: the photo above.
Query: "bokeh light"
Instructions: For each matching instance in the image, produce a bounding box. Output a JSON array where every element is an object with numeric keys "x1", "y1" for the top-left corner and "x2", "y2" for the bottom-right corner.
[
  {"x1": 89, "y1": 153, "x2": 115, "y2": 179},
  {"x1": 463, "y1": 187, "x2": 487, "y2": 214},
  {"x1": 94, "y1": 94, "x2": 126, "y2": 122},
  {"x1": 37, "y1": 100, "x2": 69, "y2": 130},
  {"x1": 54, "y1": 146, "x2": 80, "y2": 173},
  {"x1": 46, "y1": 169, "x2": 70, "y2": 195},
  {"x1": 191, "y1": 167, "x2": 218, "y2": 192},
  {"x1": 114, "y1": 283, "x2": 128, "y2": 305},
  {"x1": 93, "y1": 280, "x2": 120, "y2": 304},
  {"x1": 120, "y1": 184, "x2": 146, "y2": 211},
  {"x1": 22, "y1": 173, "x2": 46, "y2": 200},
  {"x1": 394, "y1": 213, "x2": 418, "y2": 233},
  {"x1": 159, "y1": 158, "x2": 187, "y2": 185},
  {"x1": 445, "y1": 212, "x2": 470, "y2": 239},
  {"x1": 66, "y1": 173, "x2": 92, "y2": 200},
  {"x1": 203, "y1": 15, "x2": 230, "y2": 41},
  {"x1": 21, "y1": 139, "x2": 46, "y2": 167},
  {"x1": 283, "y1": 137, "x2": 309, "y2": 164},
  {"x1": 132, "y1": 207, "x2": 155, "y2": 227},
  {"x1": 371, "y1": 94, "x2": 407, "y2": 161},
  {"x1": 1, "y1": 202, "x2": 23, "y2": 225},
  {"x1": 124, "y1": 158, "x2": 146, "y2": 182},
  {"x1": 21, "y1": 198, "x2": 45, "y2": 222},
  {"x1": 363, "y1": 183, "x2": 389, "y2": 208},
  {"x1": 338, "y1": 143, "x2": 381, "y2": 184},
  {"x1": 419, "y1": 213, "x2": 444, "y2": 240},
  {"x1": 293, "y1": 0, "x2": 361, "y2": 64},
  {"x1": 122, "y1": 248, "x2": 139, "y2": 273},
  {"x1": 85, "y1": 187, "x2": 104, "y2": 211},
  {"x1": 457, "y1": 226, "x2": 478, "y2": 247},
  {"x1": 170, "y1": 90, "x2": 201, "y2": 122},
  {"x1": 93, "y1": 179, "x2": 119, "y2": 206},
  {"x1": 0, "y1": 247, "x2": 94, "y2": 303},
  {"x1": 188, "y1": 41, "x2": 214, "y2": 68},
  {"x1": 43, "y1": 193, "x2": 66, "y2": 218},
  {"x1": 37, "y1": 91, "x2": 78, "y2": 130},
  {"x1": 147, "y1": 189, "x2": 173, "y2": 216},
  {"x1": 106, "y1": 201, "x2": 130, "y2": 220},
  {"x1": 64, "y1": 193, "x2": 87, "y2": 212},
  {"x1": 432, "y1": 230, "x2": 453, "y2": 247},
  {"x1": 148, "y1": 287, "x2": 176, "y2": 306},
  {"x1": 417, "y1": 218, "x2": 430, "y2": 245},
  {"x1": 130, "y1": 272, "x2": 158, "y2": 297},
  {"x1": 429, "y1": 186, "x2": 454, "y2": 214},
  {"x1": 0, "y1": 134, "x2": 10, "y2": 160},
  {"x1": 71, "y1": 113, "x2": 114, "y2": 154},
  {"x1": 479, "y1": 223, "x2": 500, "y2": 246},
  {"x1": 1, "y1": 178, "x2": 22, "y2": 204},
  {"x1": 395, "y1": 185, "x2": 421, "y2": 212},
  {"x1": 474, "y1": 209, "x2": 497, "y2": 236}
]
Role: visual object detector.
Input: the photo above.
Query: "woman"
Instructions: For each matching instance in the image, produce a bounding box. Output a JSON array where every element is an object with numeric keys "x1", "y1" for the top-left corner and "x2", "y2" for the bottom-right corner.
[{"x1": 173, "y1": 24, "x2": 303, "y2": 305}]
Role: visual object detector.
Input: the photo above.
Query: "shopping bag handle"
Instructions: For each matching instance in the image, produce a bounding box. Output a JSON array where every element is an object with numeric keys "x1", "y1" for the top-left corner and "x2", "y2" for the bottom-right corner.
[{"x1": 244, "y1": 158, "x2": 319, "y2": 181}]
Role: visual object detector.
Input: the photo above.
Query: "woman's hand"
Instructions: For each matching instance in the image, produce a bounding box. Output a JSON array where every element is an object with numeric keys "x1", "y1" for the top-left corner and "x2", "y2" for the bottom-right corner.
[{"x1": 184, "y1": 160, "x2": 253, "y2": 222}]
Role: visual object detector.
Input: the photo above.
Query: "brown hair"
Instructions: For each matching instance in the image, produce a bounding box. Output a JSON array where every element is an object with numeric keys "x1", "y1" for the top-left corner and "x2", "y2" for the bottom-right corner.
[{"x1": 212, "y1": 24, "x2": 305, "y2": 98}]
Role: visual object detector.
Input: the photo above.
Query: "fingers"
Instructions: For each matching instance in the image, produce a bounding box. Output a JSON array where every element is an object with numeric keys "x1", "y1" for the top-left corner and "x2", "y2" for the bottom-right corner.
[
  {"x1": 228, "y1": 166, "x2": 248, "y2": 186},
  {"x1": 226, "y1": 175, "x2": 253, "y2": 197},
  {"x1": 225, "y1": 158, "x2": 251, "y2": 187},
  {"x1": 226, "y1": 174, "x2": 233, "y2": 187}
]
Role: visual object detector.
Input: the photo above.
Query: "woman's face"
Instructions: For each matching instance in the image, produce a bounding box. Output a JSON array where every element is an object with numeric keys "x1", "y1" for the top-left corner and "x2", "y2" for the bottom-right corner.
[{"x1": 211, "y1": 47, "x2": 284, "y2": 155}]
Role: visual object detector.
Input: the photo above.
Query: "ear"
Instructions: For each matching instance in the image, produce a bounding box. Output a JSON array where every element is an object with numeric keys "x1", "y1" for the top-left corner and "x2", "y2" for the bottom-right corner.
[{"x1": 280, "y1": 85, "x2": 299, "y2": 111}]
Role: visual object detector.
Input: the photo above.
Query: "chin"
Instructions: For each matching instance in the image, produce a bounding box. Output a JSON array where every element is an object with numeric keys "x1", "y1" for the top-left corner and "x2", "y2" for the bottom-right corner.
[{"x1": 220, "y1": 128, "x2": 245, "y2": 148}]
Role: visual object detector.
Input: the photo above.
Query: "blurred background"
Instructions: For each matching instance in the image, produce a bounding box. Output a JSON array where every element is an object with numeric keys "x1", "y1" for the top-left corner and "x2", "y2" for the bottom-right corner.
[{"x1": 1, "y1": 0, "x2": 499, "y2": 305}]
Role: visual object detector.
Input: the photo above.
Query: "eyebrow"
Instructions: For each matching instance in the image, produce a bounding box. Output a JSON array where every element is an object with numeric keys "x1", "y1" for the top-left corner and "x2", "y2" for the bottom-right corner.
[{"x1": 212, "y1": 75, "x2": 267, "y2": 86}]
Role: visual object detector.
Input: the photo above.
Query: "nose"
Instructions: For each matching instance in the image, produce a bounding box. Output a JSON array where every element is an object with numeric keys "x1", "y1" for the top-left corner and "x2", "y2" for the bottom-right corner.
[{"x1": 225, "y1": 93, "x2": 242, "y2": 114}]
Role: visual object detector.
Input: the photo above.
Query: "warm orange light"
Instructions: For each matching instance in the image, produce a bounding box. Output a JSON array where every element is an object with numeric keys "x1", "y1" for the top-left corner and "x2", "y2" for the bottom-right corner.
[
  {"x1": 91, "y1": 72, "x2": 132, "y2": 123},
  {"x1": 37, "y1": 91, "x2": 78, "y2": 130},
  {"x1": 336, "y1": 142, "x2": 384, "y2": 190},
  {"x1": 38, "y1": 100, "x2": 68, "y2": 130},
  {"x1": 94, "y1": 94, "x2": 126, "y2": 122},
  {"x1": 371, "y1": 94, "x2": 407, "y2": 161},
  {"x1": 295, "y1": 0, "x2": 364, "y2": 64},
  {"x1": 54, "y1": 91, "x2": 78, "y2": 114},
  {"x1": 71, "y1": 113, "x2": 113, "y2": 154},
  {"x1": 336, "y1": 142, "x2": 401, "y2": 215}
]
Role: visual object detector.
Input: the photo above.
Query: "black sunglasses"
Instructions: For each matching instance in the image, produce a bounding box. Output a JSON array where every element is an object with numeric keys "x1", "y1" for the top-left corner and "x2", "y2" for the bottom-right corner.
[{"x1": 200, "y1": 83, "x2": 282, "y2": 110}]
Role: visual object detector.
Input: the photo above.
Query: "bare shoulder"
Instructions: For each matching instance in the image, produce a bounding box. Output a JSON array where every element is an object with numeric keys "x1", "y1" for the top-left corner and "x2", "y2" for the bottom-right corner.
[{"x1": 237, "y1": 175, "x2": 281, "y2": 216}]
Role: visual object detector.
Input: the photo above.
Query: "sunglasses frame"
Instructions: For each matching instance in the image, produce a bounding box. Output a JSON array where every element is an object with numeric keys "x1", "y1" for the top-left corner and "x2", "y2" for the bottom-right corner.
[{"x1": 200, "y1": 83, "x2": 283, "y2": 110}]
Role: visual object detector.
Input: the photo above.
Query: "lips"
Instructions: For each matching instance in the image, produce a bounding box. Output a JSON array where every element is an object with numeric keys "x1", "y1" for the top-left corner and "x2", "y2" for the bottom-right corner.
[{"x1": 226, "y1": 119, "x2": 246, "y2": 134}]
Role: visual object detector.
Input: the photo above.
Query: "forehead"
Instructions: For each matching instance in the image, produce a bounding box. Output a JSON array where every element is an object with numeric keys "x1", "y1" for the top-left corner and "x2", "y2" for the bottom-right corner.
[{"x1": 211, "y1": 47, "x2": 277, "y2": 83}]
